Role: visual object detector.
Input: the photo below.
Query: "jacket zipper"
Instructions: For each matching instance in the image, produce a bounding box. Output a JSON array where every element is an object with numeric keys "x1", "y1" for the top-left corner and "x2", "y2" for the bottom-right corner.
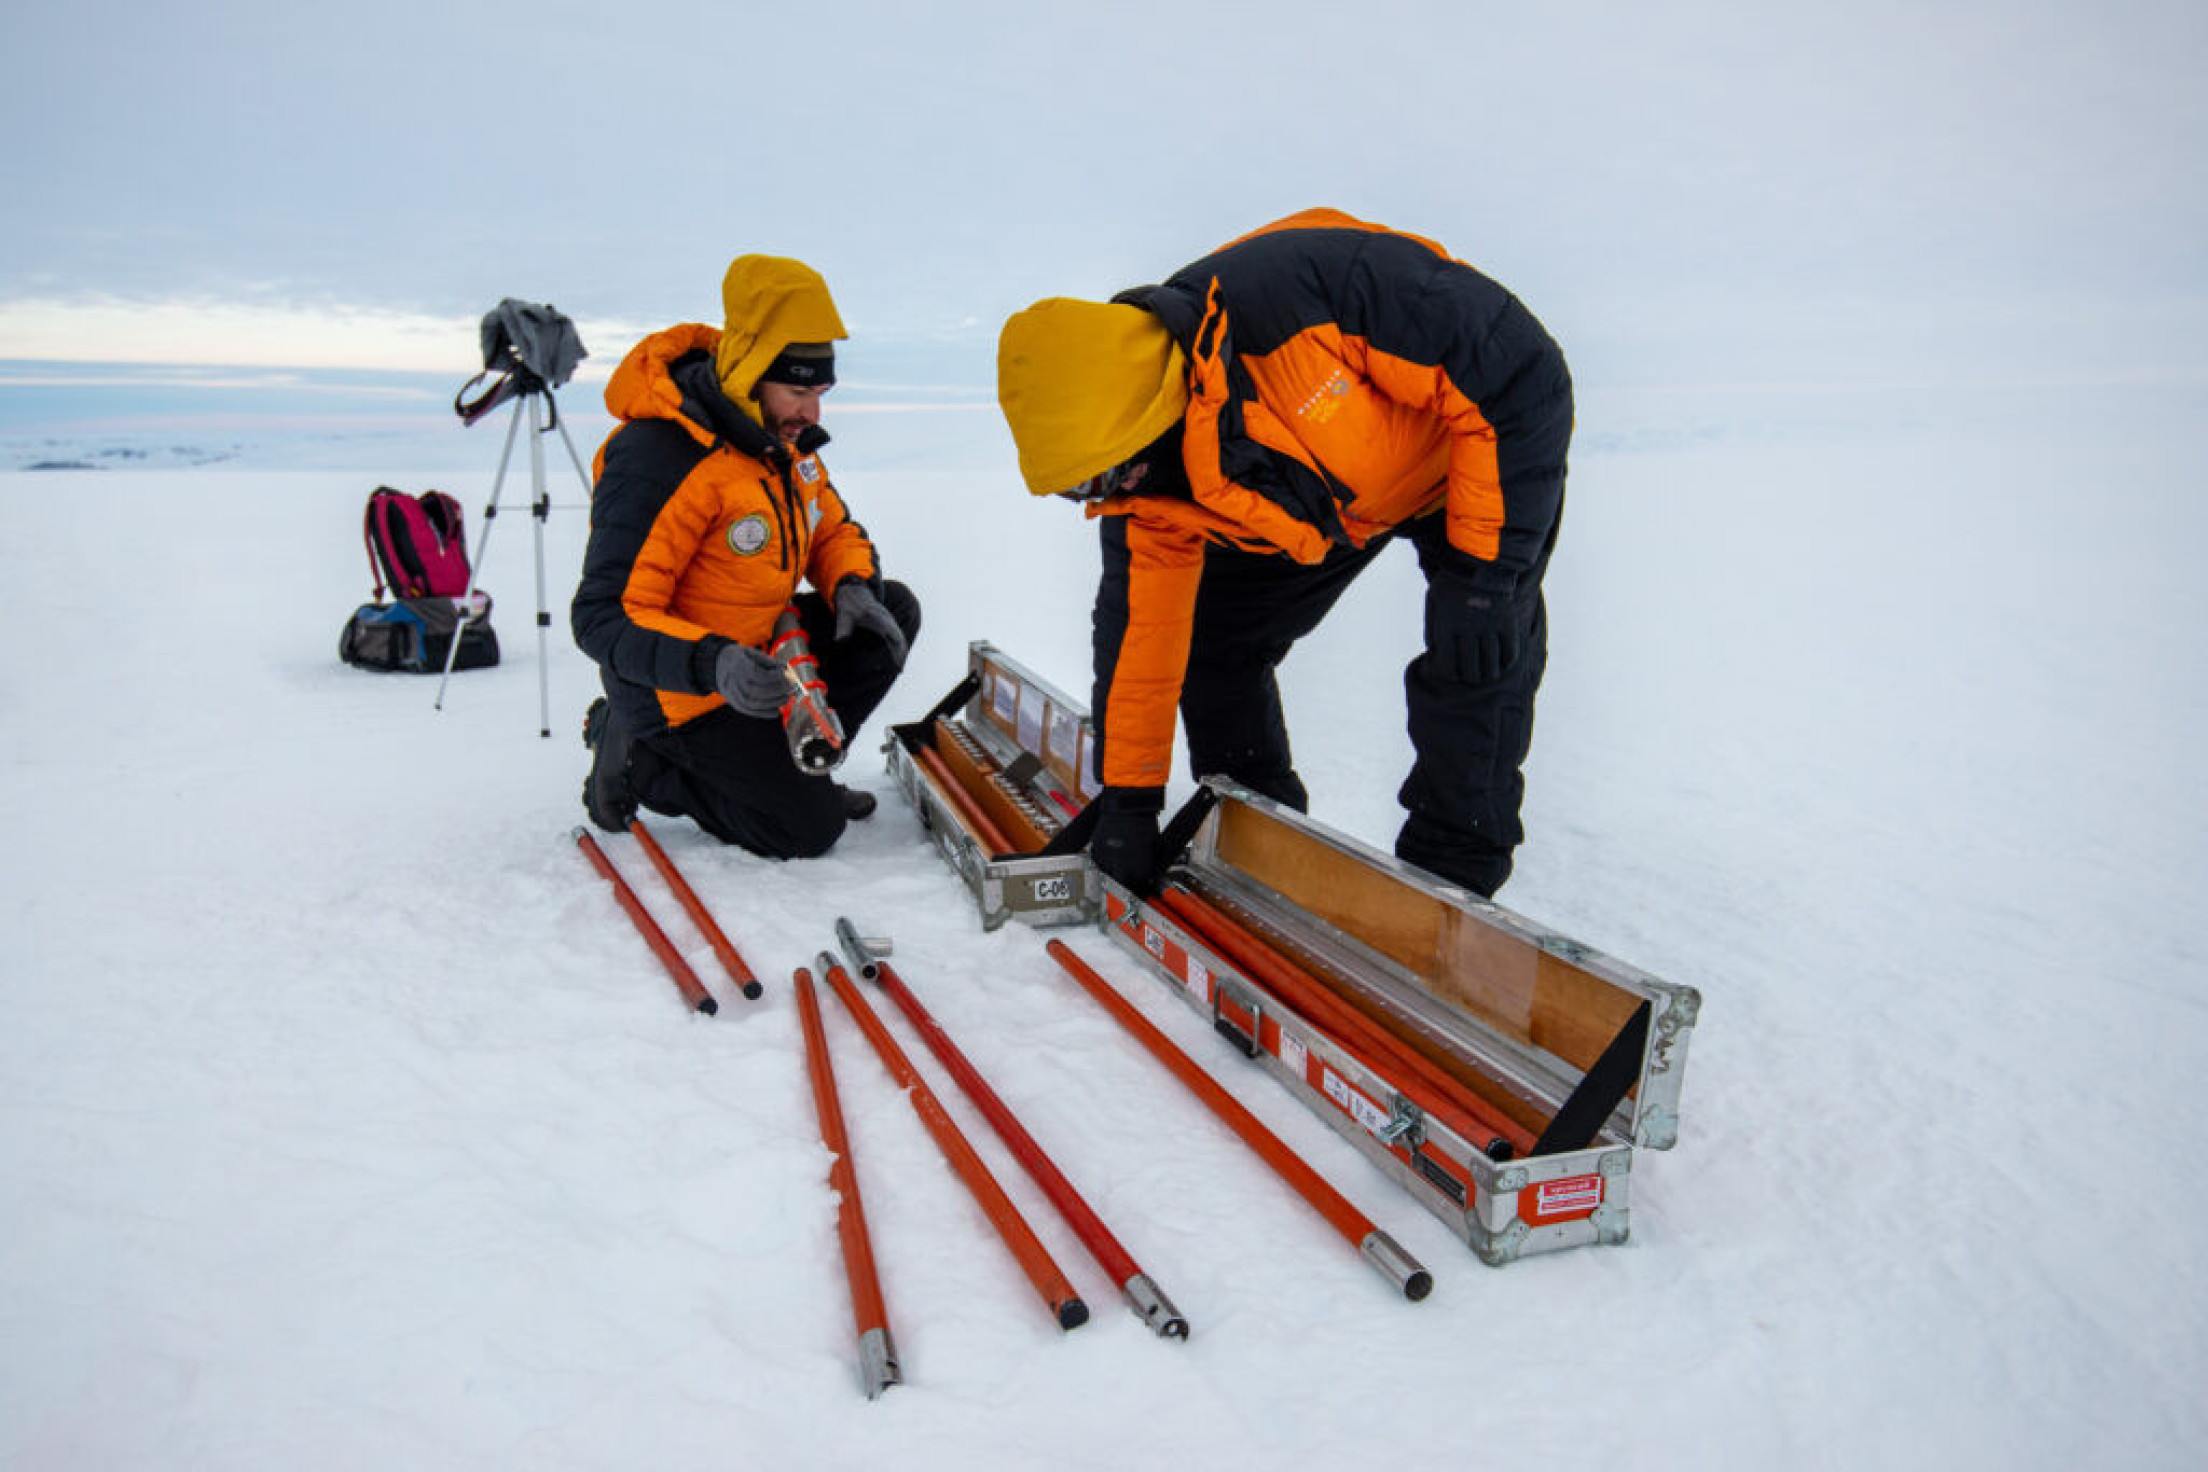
[
  {"x1": 759, "y1": 476, "x2": 792, "y2": 571},
  {"x1": 773, "y1": 458, "x2": 807, "y2": 572}
]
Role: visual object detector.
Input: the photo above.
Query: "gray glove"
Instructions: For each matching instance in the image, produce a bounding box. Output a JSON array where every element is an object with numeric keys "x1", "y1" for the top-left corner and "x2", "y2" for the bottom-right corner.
[
  {"x1": 714, "y1": 641, "x2": 788, "y2": 718},
  {"x1": 833, "y1": 580, "x2": 908, "y2": 667}
]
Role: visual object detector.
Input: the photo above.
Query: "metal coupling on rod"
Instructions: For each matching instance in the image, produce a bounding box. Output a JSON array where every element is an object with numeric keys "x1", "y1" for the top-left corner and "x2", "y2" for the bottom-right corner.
[
  {"x1": 1121, "y1": 1273, "x2": 1190, "y2": 1340},
  {"x1": 858, "y1": 1326, "x2": 902, "y2": 1400},
  {"x1": 1359, "y1": 1231, "x2": 1434, "y2": 1302},
  {"x1": 834, "y1": 916, "x2": 893, "y2": 981}
]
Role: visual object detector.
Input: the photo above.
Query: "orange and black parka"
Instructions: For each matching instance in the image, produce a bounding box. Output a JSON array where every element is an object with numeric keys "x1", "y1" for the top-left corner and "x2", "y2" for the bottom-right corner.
[
  {"x1": 571, "y1": 300, "x2": 879, "y2": 738},
  {"x1": 1003, "y1": 208, "x2": 1572, "y2": 791}
]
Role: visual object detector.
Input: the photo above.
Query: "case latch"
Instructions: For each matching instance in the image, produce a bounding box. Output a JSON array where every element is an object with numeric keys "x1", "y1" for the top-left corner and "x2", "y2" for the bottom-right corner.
[{"x1": 1211, "y1": 978, "x2": 1264, "y2": 1059}]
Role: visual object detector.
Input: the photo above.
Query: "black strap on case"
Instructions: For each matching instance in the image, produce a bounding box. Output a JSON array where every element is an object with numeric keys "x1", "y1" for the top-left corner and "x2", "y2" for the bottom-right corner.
[{"x1": 1531, "y1": 998, "x2": 1653, "y2": 1158}]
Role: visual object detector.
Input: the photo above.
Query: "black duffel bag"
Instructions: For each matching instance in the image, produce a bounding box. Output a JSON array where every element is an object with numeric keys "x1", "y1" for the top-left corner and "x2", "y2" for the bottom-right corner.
[{"x1": 339, "y1": 595, "x2": 500, "y2": 673}]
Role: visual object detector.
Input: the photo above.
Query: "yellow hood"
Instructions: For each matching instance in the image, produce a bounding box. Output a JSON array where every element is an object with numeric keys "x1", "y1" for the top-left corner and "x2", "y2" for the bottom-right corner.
[
  {"x1": 997, "y1": 298, "x2": 1188, "y2": 495},
  {"x1": 714, "y1": 254, "x2": 848, "y2": 420}
]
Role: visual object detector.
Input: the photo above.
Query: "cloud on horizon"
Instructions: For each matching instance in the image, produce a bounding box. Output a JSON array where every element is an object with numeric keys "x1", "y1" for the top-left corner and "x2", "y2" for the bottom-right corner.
[{"x1": 0, "y1": 295, "x2": 648, "y2": 375}]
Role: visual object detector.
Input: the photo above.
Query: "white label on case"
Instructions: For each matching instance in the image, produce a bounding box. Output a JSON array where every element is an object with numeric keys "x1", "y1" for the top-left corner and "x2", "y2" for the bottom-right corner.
[
  {"x1": 1321, "y1": 1068, "x2": 1391, "y2": 1138},
  {"x1": 1077, "y1": 734, "x2": 1103, "y2": 799},
  {"x1": 1048, "y1": 706, "x2": 1079, "y2": 764},
  {"x1": 1280, "y1": 1032, "x2": 1307, "y2": 1077},
  {"x1": 1183, "y1": 955, "x2": 1209, "y2": 999},
  {"x1": 1017, "y1": 688, "x2": 1045, "y2": 756}
]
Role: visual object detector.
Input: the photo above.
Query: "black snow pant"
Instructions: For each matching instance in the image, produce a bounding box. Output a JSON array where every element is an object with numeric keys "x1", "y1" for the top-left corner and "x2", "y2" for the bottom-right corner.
[
  {"x1": 628, "y1": 581, "x2": 921, "y2": 860},
  {"x1": 1177, "y1": 522, "x2": 1550, "y2": 899},
  {"x1": 1178, "y1": 537, "x2": 1391, "y2": 811},
  {"x1": 1393, "y1": 516, "x2": 1551, "y2": 898}
]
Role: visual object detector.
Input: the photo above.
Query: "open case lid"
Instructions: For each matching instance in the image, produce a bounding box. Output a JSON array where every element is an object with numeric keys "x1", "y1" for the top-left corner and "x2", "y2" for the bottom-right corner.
[
  {"x1": 964, "y1": 641, "x2": 1100, "y2": 804},
  {"x1": 1182, "y1": 781, "x2": 1701, "y2": 1150}
]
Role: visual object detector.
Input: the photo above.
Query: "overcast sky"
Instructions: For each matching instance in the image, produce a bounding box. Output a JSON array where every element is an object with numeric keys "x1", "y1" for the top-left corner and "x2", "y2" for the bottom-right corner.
[{"x1": 2, "y1": 0, "x2": 2203, "y2": 374}]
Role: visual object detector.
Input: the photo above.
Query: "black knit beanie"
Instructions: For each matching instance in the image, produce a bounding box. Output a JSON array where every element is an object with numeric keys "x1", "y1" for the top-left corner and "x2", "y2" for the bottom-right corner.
[{"x1": 757, "y1": 341, "x2": 836, "y2": 388}]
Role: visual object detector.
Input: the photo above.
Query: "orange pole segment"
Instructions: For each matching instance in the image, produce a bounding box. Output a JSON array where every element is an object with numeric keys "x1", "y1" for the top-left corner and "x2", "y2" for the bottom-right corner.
[
  {"x1": 627, "y1": 819, "x2": 763, "y2": 999},
  {"x1": 914, "y1": 746, "x2": 1018, "y2": 856},
  {"x1": 1043, "y1": 940, "x2": 1431, "y2": 1300},
  {"x1": 1156, "y1": 887, "x2": 1534, "y2": 1158},
  {"x1": 793, "y1": 967, "x2": 900, "y2": 1398},
  {"x1": 819, "y1": 956, "x2": 1090, "y2": 1331},
  {"x1": 873, "y1": 961, "x2": 1187, "y2": 1338},
  {"x1": 573, "y1": 829, "x2": 716, "y2": 1015}
]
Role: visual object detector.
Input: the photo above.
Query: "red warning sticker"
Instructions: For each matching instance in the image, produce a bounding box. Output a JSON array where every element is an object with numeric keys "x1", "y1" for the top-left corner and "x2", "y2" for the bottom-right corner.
[{"x1": 1523, "y1": 1172, "x2": 1605, "y2": 1226}]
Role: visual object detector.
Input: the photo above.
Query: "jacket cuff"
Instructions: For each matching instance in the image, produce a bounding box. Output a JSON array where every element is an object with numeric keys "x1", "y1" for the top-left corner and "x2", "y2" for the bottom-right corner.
[
  {"x1": 689, "y1": 634, "x2": 732, "y2": 692},
  {"x1": 831, "y1": 572, "x2": 882, "y2": 605},
  {"x1": 1100, "y1": 784, "x2": 1166, "y2": 815}
]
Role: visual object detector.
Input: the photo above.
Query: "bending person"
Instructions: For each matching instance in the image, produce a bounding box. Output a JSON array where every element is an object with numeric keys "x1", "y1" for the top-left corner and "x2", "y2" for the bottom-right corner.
[{"x1": 998, "y1": 209, "x2": 1569, "y2": 897}]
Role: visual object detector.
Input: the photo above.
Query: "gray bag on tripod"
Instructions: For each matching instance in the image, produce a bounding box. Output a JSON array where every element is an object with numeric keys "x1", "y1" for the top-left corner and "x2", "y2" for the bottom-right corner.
[
  {"x1": 455, "y1": 299, "x2": 588, "y2": 425},
  {"x1": 481, "y1": 299, "x2": 585, "y2": 386}
]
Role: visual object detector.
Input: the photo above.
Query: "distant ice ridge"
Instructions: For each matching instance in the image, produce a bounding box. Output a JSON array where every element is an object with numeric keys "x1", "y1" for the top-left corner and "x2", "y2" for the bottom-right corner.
[{"x1": 8, "y1": 441, "x2": 242, "y2": 471}]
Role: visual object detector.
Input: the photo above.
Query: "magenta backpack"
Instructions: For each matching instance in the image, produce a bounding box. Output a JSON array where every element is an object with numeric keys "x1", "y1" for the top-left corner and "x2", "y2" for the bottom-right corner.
[{"x1": 363, "y1": 486, "x2": 473, "y2": 600}]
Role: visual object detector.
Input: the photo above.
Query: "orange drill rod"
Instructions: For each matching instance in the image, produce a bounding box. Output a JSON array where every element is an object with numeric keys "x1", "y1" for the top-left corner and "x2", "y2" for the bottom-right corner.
[
  {"x1": 817, "y1": 954, "x2": 1090, "y2": 1331},
  {"x1": 869, "y1": 957, "x2": 1187, "y2": 1338},
  {"x1": 913, "y1": 745, "x2": 1019, "y2": 856},
  {"x1": 572, "y1": 829, "x2": 716, "y2": 1015},
  {"x1": 1044, "y1": 939, "x2": 1431, "y2": 1302},
  {"x1": 626, "y1": 819, "x2": 764, "y2": 1000},
  {"x1": 793, "y1": 967, "x2": 900, "y2": 1399},
  {"x1": 1155, "y1": 886, "x2": 1534, "y2": 1159}
]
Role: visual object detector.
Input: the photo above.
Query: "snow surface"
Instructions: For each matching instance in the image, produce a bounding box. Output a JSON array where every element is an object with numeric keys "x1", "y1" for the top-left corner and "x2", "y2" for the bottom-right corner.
[{"x1": 2, "y1": 364, "x2": 2204, "y2": 1469}]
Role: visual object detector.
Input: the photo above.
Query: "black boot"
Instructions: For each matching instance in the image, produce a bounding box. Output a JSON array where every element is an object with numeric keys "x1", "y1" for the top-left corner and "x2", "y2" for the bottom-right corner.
[
  {"x1": 836, "y1": 783, "x2": 877, "y2": 820},
  {"x1": 581, "y1": 697, "x2": 639, "y2": 832}
]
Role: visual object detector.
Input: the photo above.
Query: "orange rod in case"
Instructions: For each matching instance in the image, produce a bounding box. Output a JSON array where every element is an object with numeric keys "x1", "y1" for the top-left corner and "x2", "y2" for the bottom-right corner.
[
  {"x1": 931, "y1": 719, "x2": 1057, "y2": 854},
  {"x1": 627, "y1": 819, "x2": 763, "y2": 1000},
  {"x1": 1156, "y1": 886, "x2": 1535, "y2": 1159},
  {"x1": 793, "y1": 966, "x2": 900, "y2": 1399},
  {"x1": 1044, "y1": 939, "x2": 1432, "y2": 1301},
  {"x1": 572, "y1": 828, "x2": 717, "y2": 1015},
  {"x1": 913, "y1": 745, "x2": 1019, "y2": 857},
  {"x1": 817, "y1": 953, "x2": 1091, "y2": 1331}
]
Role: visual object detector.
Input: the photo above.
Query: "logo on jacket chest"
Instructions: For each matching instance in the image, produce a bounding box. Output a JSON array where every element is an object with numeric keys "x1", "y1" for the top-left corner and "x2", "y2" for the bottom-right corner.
[
  {"x1": 1295, "y1": 370, "x2": 1354, "y2": 426},
  {"x1": 727, "y1": 513, "x2": 772, "y2": 556}
]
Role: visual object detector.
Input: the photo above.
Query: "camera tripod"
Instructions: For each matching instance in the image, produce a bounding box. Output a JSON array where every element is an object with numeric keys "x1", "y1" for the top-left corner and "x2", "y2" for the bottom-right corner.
[{"x1": 434, "y1": 374, "x2": 594, "y2": 736}]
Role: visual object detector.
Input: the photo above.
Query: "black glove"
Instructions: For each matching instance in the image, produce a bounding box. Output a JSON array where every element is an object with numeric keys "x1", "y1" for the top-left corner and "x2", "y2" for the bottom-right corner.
[
  {"x1": 714, "y1": 641, "x2": 788, "y2": 718},
  {"x1": 1424, "y1": 562, "x2": 1524, "y2": 685},
  {"x1": 1090, "y1": 785, "x2": 1164, "y2": 895},
  {"x1": 833, "y1": 578, "x2": 908, "y2": 667}
]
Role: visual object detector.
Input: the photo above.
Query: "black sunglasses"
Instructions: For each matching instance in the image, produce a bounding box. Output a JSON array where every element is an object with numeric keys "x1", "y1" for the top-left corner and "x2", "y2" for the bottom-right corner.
[{"x1": 1057, "y1": 460, "x2": 1150, "y2": 503}]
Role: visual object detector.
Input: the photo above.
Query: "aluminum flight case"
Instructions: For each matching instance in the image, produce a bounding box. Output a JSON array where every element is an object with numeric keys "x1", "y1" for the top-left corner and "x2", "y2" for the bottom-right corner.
[
  {"x1": 1101, "y1": 781, "x2": 1702, "y2": 1265},
  {"x1": 883, "y1": 641, "x2": 1103, "y2": 931}
]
